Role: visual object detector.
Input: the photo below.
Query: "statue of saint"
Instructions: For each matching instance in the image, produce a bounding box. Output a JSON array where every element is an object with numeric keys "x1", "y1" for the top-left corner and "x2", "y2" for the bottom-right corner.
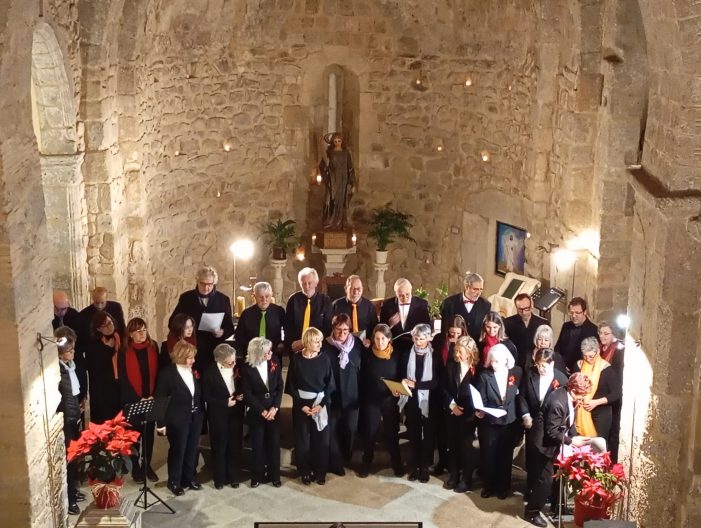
[{"x1": 319, "y1": 132, "x2": 355, "y2": 230}]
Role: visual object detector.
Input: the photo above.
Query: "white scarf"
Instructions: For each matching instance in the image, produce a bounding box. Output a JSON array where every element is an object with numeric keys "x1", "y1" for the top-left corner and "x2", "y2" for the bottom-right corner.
[
  {"x1": 298, "y1": 389, "x2": 328, "y2": 431},
  {"x1": 60, "y1": 360, "x2": 80, "y2": 396},
  {"x1": 399, "y1": 345, "x2": 433, "y2": 418}
]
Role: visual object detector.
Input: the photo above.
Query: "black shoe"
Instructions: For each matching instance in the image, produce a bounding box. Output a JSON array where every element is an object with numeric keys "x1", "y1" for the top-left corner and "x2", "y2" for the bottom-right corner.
[
  {"x1": 250, "y1": 480, "x2": 260, "y2": 488},
  {"x1": 526, "y1": 513, "x2": 547, "y2": 528},
  {"x1": 419, "y1": 469, "x2": 429, "y2": 483},
  {"x1": 481, "y1": 489, "x2": 492, "y2": 498},
  {"x1": 187, "y1": 481, "x2": 202, "y2": 491},
  {"x1": 272, "y1": 480, "x2": 282, "y2": 488},
  {"x1": 146, "y1": 466, "x2": 159, "y2": 482},
  {"x1": 301, "y1": 475, "x2": 312, "y2": 485},
  {"x1": 432, "y1": 465, "x2": 446, "y2": 476},
  {"x1": 445, "y1": 476, "x2": 458, "y2": 490},
  {"x1": 357, "y1": 465, "x2": 370, "y2": 478},
  {"x1": 167, "y1": 483, "x2": 185, "y2": 496},
  {"x1": 316, "y1": 477, "x2": 326, "y2": 485},
  {"x1": 392, "y1": 463, "x2": 406, "y2": 477},
  {"x1": 330, "y1": 467, "x2": 346, "y2": 476},
  {"x1": 454, "y1": 481, "x2": 471, "y2": 493},
  {"x1": 231, "y1": 482, "x2": 240, "y2": 489},
  {"x1": 75, "y1": 491, "x2": 86, "y2": 503},
  {"x1": 132, "y1": 468, "x2": 145, "y2": 484},
  {"x1": 68, "y1": 503, "x2": 80, "y2": 515},
  {"x1": 215, "y1": 483, "x2": 224, "y2": 490},
  {"x1": 408, "y1": 471, "x2": 419, "y2": 481},
  {"x1": 497, "y1": 491, "x2": 508, "y2": 500}
]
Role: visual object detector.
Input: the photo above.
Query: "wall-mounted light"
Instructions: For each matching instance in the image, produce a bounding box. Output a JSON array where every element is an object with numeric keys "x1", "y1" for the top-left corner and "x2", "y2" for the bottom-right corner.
[
  {"x1": 37, "y1": 333, "x2": 67, "y2": 351},
  {"x1": 567, "y1": 229, "x2": 600, "y2": 257},
  {"x1": 315, "y1": 173, "x2": 322, "y2": 185},
  {"x1": 464, "y1": 75, "x2": 473, "y2": 87},
  {"x1": 295, "y1": 245, "x2": 305, "y2": 261},
  {"x1": 616, "y1": 314, "x2": 631, "y2": 330},
  {"x1": 223, "y1": 142, "x2": 232, "y2": 152},
  {"x1": 351, "y1": 233, "x2": 357, "y2": 246},
  {"x1": 480, "y1": 150, "x2": 491, "y2": 162},
  {"x1": 553, "y1": 248, "x2": 577, "y2": 270},
  {"x1": 432, "y1": 138, "x2": 445, "y2": 152}
]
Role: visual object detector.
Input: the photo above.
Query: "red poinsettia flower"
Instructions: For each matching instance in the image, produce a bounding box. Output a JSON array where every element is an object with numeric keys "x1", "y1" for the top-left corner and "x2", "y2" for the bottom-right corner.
[
  {"x1": 193, "y1": 369, "x2": 201, "y2": 380},
  {"x1": 270, "y1": 361, "x2": 278, "y2": 373},
  {"x1": 551, "y1": 379, "x2": 560, "y2": 390},
  {"x1": 508, "y1": 375, "x2": 516, "y2": 386}
]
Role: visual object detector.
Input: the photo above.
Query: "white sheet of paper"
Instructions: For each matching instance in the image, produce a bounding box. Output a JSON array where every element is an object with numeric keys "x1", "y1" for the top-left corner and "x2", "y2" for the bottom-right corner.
[
  {"x1": 198, "y1": 312, "x2": 224, "y2": 333},
  {"x1": 470, "y1": 385, "x2": 507, "y2": 418},
  {"x1": 358, "y1": 330, "x2": 366, "y2": 342}
]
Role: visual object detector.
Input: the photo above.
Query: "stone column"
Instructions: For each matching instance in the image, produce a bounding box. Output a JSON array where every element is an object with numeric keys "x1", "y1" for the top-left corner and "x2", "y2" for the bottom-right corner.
[
  {"x1": 40, "y1": 153, "x2": 89, "y2": 307},
  {"x1": 270, "y1": 258, "x2": 287, "y2": 301}
]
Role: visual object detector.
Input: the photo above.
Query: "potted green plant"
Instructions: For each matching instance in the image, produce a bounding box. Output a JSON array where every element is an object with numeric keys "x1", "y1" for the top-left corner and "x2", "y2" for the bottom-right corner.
[
  {"x1": 367, "y1": 207, "x2": 415, "y2": 264},
  {"x1": 415, "y1": 283, "x2": 448, "y2": 330},
  {"x1": 259, "y1": 219, "x2": 297, "y2": 260}
]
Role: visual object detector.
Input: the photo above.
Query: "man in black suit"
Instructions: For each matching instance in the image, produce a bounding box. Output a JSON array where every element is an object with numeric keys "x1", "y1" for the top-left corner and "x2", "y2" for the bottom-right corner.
[
  {"x1": 524, "y1": 373, "x2": 591, "y2": 527},
  {"x1": 379, "y1": 278, "x2": 430, "y2": 355},
  {"x1": 554, "y1": 297, "x2": 598, "y2": 373},
  {"x1": 284, "y1": 267, "x2": 333, "y2": 354},
  {"x1": 504, "y1": 293, "x2": 550, "y2": 369},
  {"x1": 440, "y1": 272, "x2": 490, "y2": 342},
  {"x1": 169, "y1": 266, "x2": 235, "y2": 370},
  {"x1": 234, "y1": 281, "x2": 286, "y2": 361},
  {"x1": 332, "y1": 275, "x2": 377, "y2": 345},
  {"x1": 79, "y1": 286, "x2": 126, "y2": 337}
]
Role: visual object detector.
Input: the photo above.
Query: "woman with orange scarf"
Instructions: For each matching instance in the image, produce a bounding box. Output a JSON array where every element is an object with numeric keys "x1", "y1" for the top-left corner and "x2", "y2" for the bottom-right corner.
[
  {"x1": 118, "y1": 317, "x2": 160, "y2": 483},
  {"x1": 85, "y1": 311, "x2": 121, "y2": 424},
  {"x1": 574, "y1": 337, "x2": 621, "y2": 447},
  {"x1": 357, "y1": 324, "x2": 405, "y2": 478}
]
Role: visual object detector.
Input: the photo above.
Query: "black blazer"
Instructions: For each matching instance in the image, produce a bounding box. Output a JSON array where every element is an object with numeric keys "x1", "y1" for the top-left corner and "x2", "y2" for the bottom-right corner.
[
  {"x1": 332, "y1": 297, "x2": 378, "y2": 335},
  {"x1": 234, "y1": 303, "x2": 286, "y2": 357},
  {"x1": 322, "y1": 339, "x2": 362, "y2": 410},
  {"x1": 555, "y1": 319, "x2": 599, "y2": 372},
  {"x1": 503, "y1": 314, "x2": 550, "y2": 368},
  {"x1": 241, "y1": 359, "x2": 284, "y2": 416},
  {"x1": 202, "y1": 363, "x2": 244, "y2": 420},
  {"x1": 80, "y1": 301, "x2": 126, "y2": 338},
  {"x1": 475, "y1": 366, "x2": 523, "y2": 425},
  {"x1": 284, "y1": 291, "x2": 333, "y2": 347},
  {"x1": 57, "y1": 362, "x2": 82, "y2": 424},
  {"x1": 154, "y1": 364, "x2": 204, "y2": 428},
  {"x1": 441, "y1": 361, "x2": 477, "y2": 417},
  {"x1": 168, "y1": 288, "x2": 236, "y2": 367},
  {"x1": 440, "y1": 294, "x2": 491, "y2": 343},
  {"x1": 541, "y1": 387, "x2": 578, "y2": 456},
  {"x1": 379, "y1": 296, "x2": 430, "y2": 353},
  {"x1": 518, "y1": 367, "x2": 569, "y2": 419}
]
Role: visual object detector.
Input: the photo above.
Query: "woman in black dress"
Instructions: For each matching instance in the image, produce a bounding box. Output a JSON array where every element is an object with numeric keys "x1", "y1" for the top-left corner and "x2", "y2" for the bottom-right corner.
[
  {"x1": 155, "y1": 340, "x2": 205, "y2": 496},
  {"x1": 160, "y1": 313, "x2": 196, "y2": 369},
  {"x1": 285, "y1": 327, "x2": 336, "y2": 485},
  {"x1": 358, "y1": 324, "x2": 404, "y2": 478},
  {"x1": 478, "y1": 311, "x2": 518, "y2": 369},
  {"x1": 322, "y1": 313, "x2": 362, "y2": 474},
  {"x1": 86, "y1": 311, "x2": 121, "y2": 424},
  {"x1": 118, "y1": 317, "x2": 160, "y2": 483},
  {"x1": 242, "y1": 337, "x2": 283, "y2": 488},
  {"x1": 442, "y1": 335, "x2": 479, "y2": 492},
  {"x1": 476, "y1": 343, "x2": 523, "y2": 499},
  {"x1": 598, "y1": 321, "x2": 625, "y2": 462},
  {"x1": 202, "y1": 343, "x2": 244, "y2": 489}
]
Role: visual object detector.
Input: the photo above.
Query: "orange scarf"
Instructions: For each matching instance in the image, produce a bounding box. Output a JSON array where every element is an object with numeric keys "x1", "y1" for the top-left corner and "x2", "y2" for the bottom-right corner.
[
  {"x1": 575, "y1": 355, "x2": 610, "y2": 437},
  {"x1": 372, "y1": 342, "x2": 393, "y2": 360}
]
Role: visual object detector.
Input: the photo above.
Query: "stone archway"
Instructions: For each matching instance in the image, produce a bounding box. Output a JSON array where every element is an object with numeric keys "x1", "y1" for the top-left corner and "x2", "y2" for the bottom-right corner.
[{"x1": 31, "y1": 21, "x2": 88, "y2": 307}]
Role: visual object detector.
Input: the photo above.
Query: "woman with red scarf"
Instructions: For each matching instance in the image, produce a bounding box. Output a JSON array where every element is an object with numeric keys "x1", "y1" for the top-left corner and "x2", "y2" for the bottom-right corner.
[
  {"x1": 598, "y1": 321, "x2": 625, "y2": 462},
  {"x1": 118, "y1": 317, "x2": 160, "y2": 483},
  {"x1": 86, "y1": 311, "x2": 121, "y2": 424},
  {"x1": 478, "y1": 311, "x2": 518, "y2": 369},
  {"x1": 160, "y1": 313, "x2": 197, "y2": 369}
]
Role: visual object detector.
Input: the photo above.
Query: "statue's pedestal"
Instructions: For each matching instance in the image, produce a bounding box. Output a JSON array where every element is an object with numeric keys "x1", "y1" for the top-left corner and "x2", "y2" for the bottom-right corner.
[
  {"x1": 75, "y1": 497, "x2": 141, "y2": 527},
  {"x1": 374, "y1": 262, "x2": 390, "y2": 299},
  {"x1": 270, "y1": 258, "x2": 287, "y2": 301},
  {"x1": 319, "y1": 247, "x2": 356, "y2": 276}
]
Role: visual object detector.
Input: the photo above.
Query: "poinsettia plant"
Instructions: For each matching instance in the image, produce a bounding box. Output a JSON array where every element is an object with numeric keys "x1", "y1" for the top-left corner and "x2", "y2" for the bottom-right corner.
[
  {"x1": 555, "y1": 446, "x2": 626, "y2": 510},
  {"x1": 67, "y1": 411, "x2": 140, "y2": 483}
]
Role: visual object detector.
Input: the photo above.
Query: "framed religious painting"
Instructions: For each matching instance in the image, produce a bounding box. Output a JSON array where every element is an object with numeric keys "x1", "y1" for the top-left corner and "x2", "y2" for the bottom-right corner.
[{"x1": 495, "y1": 221, "x2": 527, "y2": 276}]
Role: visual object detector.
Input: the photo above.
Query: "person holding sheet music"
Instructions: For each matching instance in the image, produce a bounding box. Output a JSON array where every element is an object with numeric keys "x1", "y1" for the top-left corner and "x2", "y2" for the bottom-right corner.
[
  {"x1": 118, "y1": 317, "x2": 161, "y2": 483},
  {"x1": 285, "y1": 327, "x2": 336, "y2": 485},
  {"x1": 475, "y1": 343, "x2": 523, "y2": 499},
  {"x1": 358, "y1": 324, "x2": 405, "y2": 478},
  {"x1": 379, "y1": 278, "x2": 430, "y2": 355},
  {"x1": 400, "y1": 323, "x2": 440, "y2": 483},
  {"x1": 168, "y1": 266, "x2": 234, "y2": 370},
  {"x1": 155, "y1": 340, "x2": 205, "y2": 496},
  {"x1": 202, "y1": 344, "x2": 244, "y2": 489}
]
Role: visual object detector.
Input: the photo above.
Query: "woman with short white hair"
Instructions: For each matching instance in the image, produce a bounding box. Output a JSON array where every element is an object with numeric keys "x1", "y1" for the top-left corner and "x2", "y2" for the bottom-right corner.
[
  {"x1": 523, "y1": 324, "x2": 566, "y2": 373},
  {"x1": 475, "y1": 343, "x2": 523, "y2": 499}
]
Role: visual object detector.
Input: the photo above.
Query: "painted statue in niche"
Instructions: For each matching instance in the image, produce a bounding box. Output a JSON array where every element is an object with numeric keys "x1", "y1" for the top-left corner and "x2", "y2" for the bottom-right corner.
[{"x1": 319, "y1": 132, "x2": 355, "y2": 230}]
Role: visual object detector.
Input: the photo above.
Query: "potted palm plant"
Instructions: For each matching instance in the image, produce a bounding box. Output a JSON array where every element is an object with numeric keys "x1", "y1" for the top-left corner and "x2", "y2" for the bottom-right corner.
[
  {"x1": 259, "y1": 219, "x2": 297, "y2": 260},
  {"x1": 367, "y1": 207, "x2": 415, "y2": 264}
]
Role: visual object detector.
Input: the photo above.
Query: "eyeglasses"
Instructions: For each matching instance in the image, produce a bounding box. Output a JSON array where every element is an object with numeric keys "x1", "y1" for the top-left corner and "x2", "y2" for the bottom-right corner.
[
  {"x1": 569, "y1": 310, "x2": 584, "y2": 316},
  {"x1": 198, "y1": 282, "x2": 215, "y2": 287},
  {"x1": 335, "y1": 327, "x2": 351, "y2": 333},
  {"x1": 516, "y1": 306, "x2": 532, "y2": 312}
]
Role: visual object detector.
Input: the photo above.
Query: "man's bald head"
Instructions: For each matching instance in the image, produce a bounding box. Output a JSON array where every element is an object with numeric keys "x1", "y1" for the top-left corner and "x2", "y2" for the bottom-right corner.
[
  {"x1": 91, "y1": 287, "x2": 108, "y2": 310},
  {"x1": 53, "y1": 290, "x2": 70, "y2": 317}
]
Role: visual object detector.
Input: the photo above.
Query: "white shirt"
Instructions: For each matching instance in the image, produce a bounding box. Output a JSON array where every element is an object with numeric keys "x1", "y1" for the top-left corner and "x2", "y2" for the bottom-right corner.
[
  {"x1": 495, "y1": 369, "x2": 508, "y2": 400},
  {"x1": 538, "y1": 373, "x2": 555, "y2": 404},
  {"x1": 218, "y1": 364, "x2": 235, "y2": 396},
  {"x1": 459, "y1": 362, "x2": 469, "y2": 382},
  {"x1": 176, "y1": 365, "x2": 195, "y2": 396},
  {"x1": 256, "y1": 362, "x2": 269, "y2": 389},
  {"x1": 399, "y1": 301, "x2": 410, "y2": 328},
  {"x1": 566, "y1": 392, "x2": 575, "y2": 427},
  {"x1": 462, "y1": 294, "x2": 474, "y2": 313}
]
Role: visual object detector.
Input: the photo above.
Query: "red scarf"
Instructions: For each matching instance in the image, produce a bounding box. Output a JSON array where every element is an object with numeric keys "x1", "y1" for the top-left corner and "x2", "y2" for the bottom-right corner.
[
  {"x1": 166, "y1": 332, "x2": 197, "y2": 355},
  {"x1": 441, "y1": 340, "x2": 450, "y2": 366},
  {"x1": 600, "y1": 341, "x2": 618, "y2": 363},
  {"x1": 101, "y1": 333, "x2": 121, "y2": 379},
  {"x1": 125, "y1": 340, "x2": 159, "y2": 398},
  {"x1": 481, "y1": 334, "x2": 499, "y2": 366}
]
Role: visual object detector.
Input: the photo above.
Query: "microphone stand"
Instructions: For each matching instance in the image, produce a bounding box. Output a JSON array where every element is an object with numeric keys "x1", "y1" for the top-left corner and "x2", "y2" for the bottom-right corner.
[{"x1": 556, "y1": 423, "x2": 569, "y2": 528}]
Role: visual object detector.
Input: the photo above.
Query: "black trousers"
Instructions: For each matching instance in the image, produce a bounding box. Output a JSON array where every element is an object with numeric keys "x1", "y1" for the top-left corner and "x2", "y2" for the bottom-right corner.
[
  {"x1": 64, "y1": 420, "x2": 80, "y2": 504},
  {"x1": 610, "y1": 399, "x2": 622, "y2": 463},
  {"x1": 208, "y1": 406, "x2": 244, "y2": 486},
  {"x1": 361, "y1": 397, "x2": 401, "y2": 466},
  {"x1": 478, "y1": 421, "x2": 517, "y2": 494},
  {"x1": 248, "y1": 413, "x2": 281, "y2": 482},
  {"x1": 130, "y1": 420, "x2": 155, "y2": 472},
  {"x1": 447, "y1": 413, "x2": 478, "y2": 484},
  {"x1": 526, "y1": 449, "x2": 556, "y2": 514},
  {"x1": 434, "y1": 409, "x2": 449, "y2": 469},
  {"x1": 293, "y1": 406, "x2": 330, "y2": 478},
  {"x1": 166, "y1": 411, "x2": 204, "y2": 487},
  {"x1": 405, "y1": 402, "x2": 435, "y2": 471},
  {"x1": 329, "y1": 405, "x2": 359, "y2": 469}
]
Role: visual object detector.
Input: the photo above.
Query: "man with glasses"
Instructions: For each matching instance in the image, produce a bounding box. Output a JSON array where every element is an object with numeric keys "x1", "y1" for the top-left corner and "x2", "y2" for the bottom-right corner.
[
  {"x1": 169, "y1": 266, "x2": 235, "y2": 369},
  {"x1": 440, "y1": 272, "x2": 490, "y2": 342},
  {"x1": 554, "y1": 297, "x2": 598, "y2": 373},
  {"x1": 332, "y1": 275, "x2": 378, "y2": 346},
  {"x1": 504, "y1": 293, "x2": 549, "y2": 369}
]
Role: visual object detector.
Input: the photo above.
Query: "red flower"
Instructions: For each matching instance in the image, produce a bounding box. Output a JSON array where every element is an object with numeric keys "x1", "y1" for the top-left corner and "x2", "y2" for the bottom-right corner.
[
  {"x1": 234, "y1": 367, "x2": 241, "y2": 379},
  {"x1": 270, "y1": 361, "x2": 278, "y2": 373},
  {"x1": 508, "y1": 375, "x2": 516, "y2": 386},
  {"x1": 193, "y1": 369, "x2": 200, "y2": 380},
  {"x1": 469, "y1": 366, "x2": 476, "y2": 376},
  {"x1": 551, "y1": 379, "x2": 560, "y2": 390}
]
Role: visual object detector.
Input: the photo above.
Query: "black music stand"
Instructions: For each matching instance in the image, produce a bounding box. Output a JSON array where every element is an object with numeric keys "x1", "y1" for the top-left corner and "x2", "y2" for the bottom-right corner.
[{"x1": 124, "y1": 397, "x2": 174, "y2": 513}]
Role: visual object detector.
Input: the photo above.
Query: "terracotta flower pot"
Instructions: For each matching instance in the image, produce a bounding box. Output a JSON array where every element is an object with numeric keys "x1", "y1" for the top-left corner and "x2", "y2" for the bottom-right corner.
[
  {"x1": 272, "y1": 246, "x2": 287, "y2": 260},
  {"x1": 89, "y1": 477, "x2": 124, "y2": 509},
  {"x1": 574, "y1": 495, "x2": 610, "y2": 527}
]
